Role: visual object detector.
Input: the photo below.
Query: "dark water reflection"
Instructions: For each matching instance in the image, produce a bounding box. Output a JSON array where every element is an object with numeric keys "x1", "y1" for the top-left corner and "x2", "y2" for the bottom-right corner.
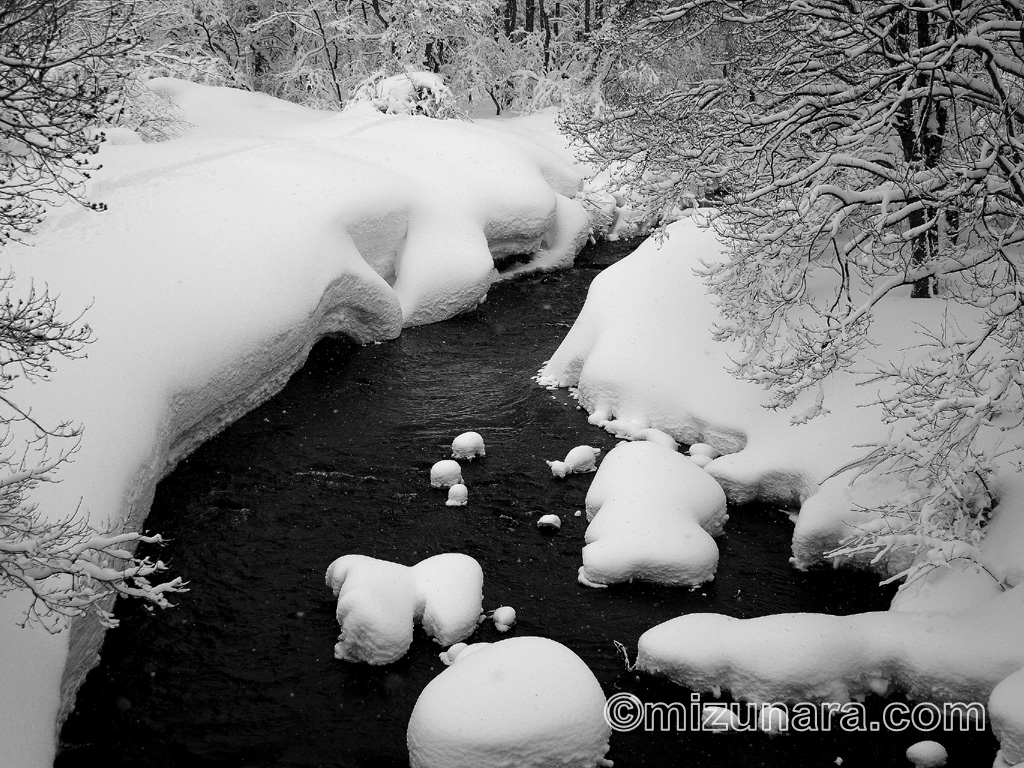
[{"x1": 57, "y1": 242, "x2": 997, "y2": 767}]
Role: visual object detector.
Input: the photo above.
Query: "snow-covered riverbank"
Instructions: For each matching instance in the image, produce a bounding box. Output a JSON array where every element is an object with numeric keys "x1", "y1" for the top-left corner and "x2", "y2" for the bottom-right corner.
[
  {"x1": 0, "y1": 79, "x2": 594, "y2": 768},
  {"x1": 539, "y1": 217, "x2": 1024, "y2": 766}
]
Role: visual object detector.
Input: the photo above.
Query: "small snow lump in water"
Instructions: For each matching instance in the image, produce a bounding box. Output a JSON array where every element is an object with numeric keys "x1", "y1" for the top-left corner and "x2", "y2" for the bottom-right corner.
[
  {"x1": 492, "y1": 606, "x2": 516, "y2": 632},
  {"x1": 906, "y1": 741, "x2": 947, "y2": 768},
  {"x1": 445, "y1": 483, "x2": 468, "y2": 506}
]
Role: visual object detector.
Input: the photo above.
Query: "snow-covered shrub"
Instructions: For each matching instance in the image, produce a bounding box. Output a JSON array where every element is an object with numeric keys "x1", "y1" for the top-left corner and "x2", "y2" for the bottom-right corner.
[
  {"x1": 105, "y1": 75, "x2": 191, "y2": 142},
  {"x1": 348, "y1": 71, "x2": 463, "y2": 118}
]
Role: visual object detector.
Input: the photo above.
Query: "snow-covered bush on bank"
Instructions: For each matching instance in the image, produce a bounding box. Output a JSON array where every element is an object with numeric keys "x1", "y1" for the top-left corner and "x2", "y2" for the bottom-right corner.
[
  {"x1": 348, "y1": 71, "x2": 463, "y2": 119},
  {"x1": 1, "y1": 78, "x2": 593, "y2": 768}
]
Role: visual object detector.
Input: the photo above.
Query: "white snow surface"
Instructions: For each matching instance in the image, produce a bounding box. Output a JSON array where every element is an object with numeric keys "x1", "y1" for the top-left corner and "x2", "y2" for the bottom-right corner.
[
  {"x1": 537, "y1": 513, "x2": 562, "y2": 530},
  {"x1": 906, "y1": 741, "x2": 948, "y2": 768},
  {"x1": 446, "y1": 483, "x2": 469, "y2": 506},
  {"x1": 430, "y1": 460, "x2": 464, "y2": 488},
  {"x1": 451, "y1": 431, "x2": 485, "y2": 459},
  {"x1": 1, "y1": 78, "x2": 593, "y2": 766},
  {"x1": 492, "y1": 606, "x2": 516, "y2": 632},
  {"x1": 580, "y1": 441, "x2": 728, "y2": 587},
  {"x1": 546, "y1": 444, "x2": 601, "y2": 477},
  {"x1": 636, "y1": 584, "x2": 1024, "y2": 718},
  {"x1": 325, "y1": 553, "x2": 483, "y2": 664},
  {"x1": 991, "y1": 667, "x2": 1024, "y2": 766},
  {"x1": 407, "y1": 636, "x2": 612, "y2": 768}
]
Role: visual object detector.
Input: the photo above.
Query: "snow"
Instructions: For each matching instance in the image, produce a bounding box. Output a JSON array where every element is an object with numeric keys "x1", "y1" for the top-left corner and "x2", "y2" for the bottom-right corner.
[
  {"x1": 991, "y1": 667, "x2": 1024, "y2": 766},
  {"x1": 325, "y1": 553, "x2": 483, "y2": 664},
  {"x1": 688, "y1": 443, "x2": 718, "y2": 459},
  {"x1": 546, "y1": 445, "x2": 601, "y2": 477},
  {"x1": 537, "y1": 514, "x2": 562, "y2": 530},
  {"x1": 1, "y1": 77, "x2": 594, "y2": 766},
  {"x1": 906, "y1": 741, "x2": 948, "y2": 768},
  {"x1": 579, "y1": 440, "x2": 728, "y2": 587},
  {"x1": 446, "y1": 484, "x2": 469, "y2": 506},
  {"x1": 451, "y1": 431, "x2": 485, "y2": 459},
  {"x1": 406, "y1": 636, "x2": 612, "y2": 768},
  {"x1": 538, "y1": 215, "x2": 1024, "y2": 760},
  {"x1": 492, "y1": 606, "x2": 516, "y2": 632},
  {"x1": 431, "y1": 460, "x2": 465, "y2": 488},
  {"x1": 636, "y1": 582, "x2": 1024, "y2": 713},
  {"x1": 349, "y1": 71, "x2": 458, "y2": 118}
]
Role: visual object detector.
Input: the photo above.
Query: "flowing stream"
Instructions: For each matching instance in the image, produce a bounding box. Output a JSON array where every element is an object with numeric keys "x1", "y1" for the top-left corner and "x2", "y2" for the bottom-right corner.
[{"x1": 56, "y1": 241, "x2": 997, "y2": 768}]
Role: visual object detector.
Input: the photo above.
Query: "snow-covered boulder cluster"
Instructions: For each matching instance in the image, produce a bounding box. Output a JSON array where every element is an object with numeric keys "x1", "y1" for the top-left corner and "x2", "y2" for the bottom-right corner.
[
  {"x1": 579, "y1": 441, "x2": 728, "y2": 587},
  {"x1": 407, "y1": 637, "x2": 612, "y2": 768},
  {"x1": 325, "y1": 553, "x2": 484, "y2": 665}
]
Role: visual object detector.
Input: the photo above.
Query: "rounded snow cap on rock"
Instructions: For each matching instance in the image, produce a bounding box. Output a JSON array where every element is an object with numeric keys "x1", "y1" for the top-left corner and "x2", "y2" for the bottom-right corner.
[
  {"x1": 546, "y1": 459, "x2": 570, "y2": 478},
  {"x1": 564, "y1": 445, "x2": 601, "y2": 472},
  {"x1": 407, "y1": 637, "x2": 612, "y2": 768},
  {"x1": 430, "y1": 460, "x2": 463, "y2": 488},
  {"x1": 446, "y1": 484, "x2": 469, "y2": 506},
  {"x1": 452, "y1": 431, "x2": 485, "y2": 460},
  {"x1": 689, "y1": 453, "x2": 713, "y2": 468},
  {"x1": 492, "y1": 606, "x2": 516, "y2": 632},
  {"x1": 906, "y1": 741, "x2": 948, "y2": 768},
  {"x1": 688, "y1": 442, "x2": 718, "y2": 459},
  {"x1": 537, "y1": 514, "x2": 561, "y2": 531}
]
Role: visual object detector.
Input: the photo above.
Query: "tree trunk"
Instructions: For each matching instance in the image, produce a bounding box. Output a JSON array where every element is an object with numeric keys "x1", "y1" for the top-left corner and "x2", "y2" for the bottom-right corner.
[{"x1": 893, "y1": 8, "x2": 943, "y2": 298}]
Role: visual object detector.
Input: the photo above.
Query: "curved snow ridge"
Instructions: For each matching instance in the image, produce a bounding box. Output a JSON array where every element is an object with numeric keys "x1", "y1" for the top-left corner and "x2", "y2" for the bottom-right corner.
[
  {"x1": 2, "y1": 79, "x2": 595, "y2": 767},
  {"x1": 580, "y1": 441, "x2": 728, "y2": 587},
  {"x1": 636, "y1": 585, "x2": 1024, "y2": 728}
]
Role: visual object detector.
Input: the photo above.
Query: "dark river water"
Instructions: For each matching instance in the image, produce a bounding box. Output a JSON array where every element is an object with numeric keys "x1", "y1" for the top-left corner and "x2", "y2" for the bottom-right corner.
[{"x1": 56, "y1": 242, "x2": 998, "y2": 768}]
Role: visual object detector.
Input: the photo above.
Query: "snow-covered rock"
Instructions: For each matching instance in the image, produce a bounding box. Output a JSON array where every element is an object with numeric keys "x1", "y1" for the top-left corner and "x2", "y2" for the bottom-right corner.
[
  {"x1": 635, "y1": 427, "x2": 679, "y2": 450},
  {"x1": 325, "y1": 553, "x2": 483, "y2": 664},
  {"x1": 407, "y1": 637, "x2": 612, "y2": 768},
  {"x1": 579, "y1": 441, "x2": 728, "y2": 587},
  {"x1": 431, "y1": 460, "x2": 464, "y2": 488},
  {"x1": 991, "y1": 667, "x2": 1024, "y2": 766},
  {"x1": 906, "y1": 741, "x2": 948, "y2": 768},
  {"x1": 758, "y1": 704, "x2": 788, "y2": 734},
  {"x1": 537, "y1": 514, "x2": 562, "y2": 531},
  {"x1": 451, "y1": 431, "x2": 485, "y2": 459},
  {"x1": 440, "y1": 642, "x2": 470, "y2": 666},
  {"x1": 546, "y1": 445, "x2": 601, "y2": 477},
  {"x1": 701, "y1": 704, "x2": 742, "y2": 733},
  {"x1": 688, "y1": 443, "x2": 718, "y2": 459},
  {"x1": 446, "y1": 484, "x2": 469, "y2": 506},
  {"x1": 492, "y1": 606, "x2": 516, "y2": 632},
  {"x1": 636, "y1": 583, "x2": 1024, "y2": 713},
  {"x1": 689, "y1": 454, "x2": 713, "y2": 469}
]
